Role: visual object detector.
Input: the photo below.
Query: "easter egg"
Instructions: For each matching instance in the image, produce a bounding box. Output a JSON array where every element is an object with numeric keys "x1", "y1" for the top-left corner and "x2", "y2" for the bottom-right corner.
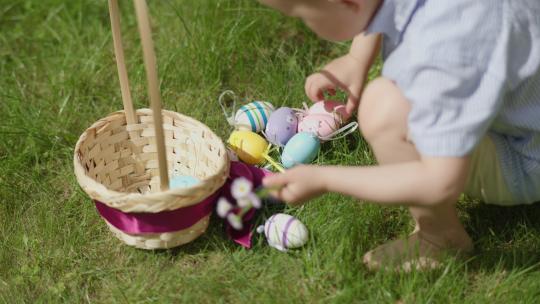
[
  {"x1": 228, "y1": 130, "x2": 269, "y2": 165},
  {"x1": 281, "y1": 132, "x2": 320, "y2": 168},
  {"x1": 257, "y1": 213, "x2": 308, "y2": 252},
  {"x1": 298, "y1": 101, "x2": 349, "y2": 140},
  {"x1": 308, "y1": 100, "x2": 349, "y2": 121},
  {"x1": 169, "y1": 175, "x2": 200, "y2": 189},
  {"x1": 264, "y1": 107, "x2": 298, "y2": 146},
  {"x1": 234, "y1": 101, "x2": 275, "y2": 132},
  {"x1": 298, "y1": 113, "x2": 340, "y2": 140}
]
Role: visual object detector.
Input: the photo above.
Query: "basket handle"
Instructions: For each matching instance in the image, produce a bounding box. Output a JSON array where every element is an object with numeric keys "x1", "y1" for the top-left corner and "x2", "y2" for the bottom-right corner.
[
  {"x1": 108, "y1": 0, "x2": 136, "y2": 125},
  {"x1": 134, "y1": 0, "x2": 169, "y2": 190}
]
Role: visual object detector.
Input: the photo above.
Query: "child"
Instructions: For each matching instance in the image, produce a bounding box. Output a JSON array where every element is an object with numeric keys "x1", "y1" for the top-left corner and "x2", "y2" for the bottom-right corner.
[{"x1": 260, "y1": 0, "x2": 540, "y2": 271}]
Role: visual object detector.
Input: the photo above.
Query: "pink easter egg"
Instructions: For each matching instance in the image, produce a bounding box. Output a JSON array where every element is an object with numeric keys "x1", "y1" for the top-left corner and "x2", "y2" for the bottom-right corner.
[
  {"x1": 308, "y1": 100, "x2": 349, "y2": 121},
  {"x1": 298, "y1": 114, "x2": 340, "y2": 141}
]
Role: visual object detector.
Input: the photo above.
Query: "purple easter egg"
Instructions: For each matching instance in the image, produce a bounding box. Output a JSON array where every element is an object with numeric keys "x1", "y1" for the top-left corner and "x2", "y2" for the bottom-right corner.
[{"x1": 264, "y1": 107, "x2": 298, "y2": 146}]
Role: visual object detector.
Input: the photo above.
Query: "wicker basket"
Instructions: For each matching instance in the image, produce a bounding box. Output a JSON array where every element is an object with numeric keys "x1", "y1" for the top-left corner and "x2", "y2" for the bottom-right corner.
[
  {"x1": 73, "y1": 0, "x2": 229, "y2": 249},
  {"x1": 74, "y1": 109, "x2": 229, "y2": 248}
]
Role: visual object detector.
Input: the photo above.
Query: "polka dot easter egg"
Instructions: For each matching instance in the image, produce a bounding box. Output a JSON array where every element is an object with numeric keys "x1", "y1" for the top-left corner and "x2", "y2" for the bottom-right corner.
[
  {"x1": 256, "y1": 213, "x2": 309, "y2": 252},
  {"x1": 281, "y1": 132, "x2": 320, "y2": 169},
  {"x1": 298, "y1": 114, "x2": 338, "y2": 141},
  {"x1": 264, "y1": 107, "x2": 298, "y2": 146},
  {"x1": 234, "y1": 101, "x2": 275, "y2": 132},
  {"x1": 307, "y1": 100, "x2": 349, "y2": 120},
  {"x1": 298, "y1": 100, "x2": 349, "y2": 140}
]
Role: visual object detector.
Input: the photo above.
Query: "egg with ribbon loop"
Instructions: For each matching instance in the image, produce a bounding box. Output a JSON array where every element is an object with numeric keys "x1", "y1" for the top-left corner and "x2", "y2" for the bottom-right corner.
[
  {"x1": 234, "y1": 101, "x2": 275, "y2": 132},
  {"x1": 307, "y1": 100, "x2": 349, "y2": 120},
  {"x1": 264, "y1": 107, "x2": 299, "y2": 146},
  {"x1": 298, "y1": 101, "x2": 348, "y2": 140}
]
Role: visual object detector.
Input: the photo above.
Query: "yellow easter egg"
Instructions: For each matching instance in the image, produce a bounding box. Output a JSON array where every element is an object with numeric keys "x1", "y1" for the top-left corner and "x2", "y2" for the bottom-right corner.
[{"x1": 228, "y1": 130, "x2": 269, "y2": 165}]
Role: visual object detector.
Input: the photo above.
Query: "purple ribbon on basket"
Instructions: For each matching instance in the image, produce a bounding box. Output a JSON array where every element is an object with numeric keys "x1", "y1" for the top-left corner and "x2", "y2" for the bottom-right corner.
[
  {"x1": 94, "y1": 195, "x2": 218, "y2": 234},
  {"x1": 94, "y1": 161, "x2": 272, "y2": 247}
]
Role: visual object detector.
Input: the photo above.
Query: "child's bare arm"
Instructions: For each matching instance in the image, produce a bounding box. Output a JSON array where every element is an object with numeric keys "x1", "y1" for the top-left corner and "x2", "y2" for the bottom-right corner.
[
  {"x1": 348, "y1": 32, "x2": 381, "y2": 72},
  {"x1": 263, "y1": 157, "x2": 470, "y2": 207},
  {"x1": 305, "y1": 32, "x2": 381, "y2": 116}
]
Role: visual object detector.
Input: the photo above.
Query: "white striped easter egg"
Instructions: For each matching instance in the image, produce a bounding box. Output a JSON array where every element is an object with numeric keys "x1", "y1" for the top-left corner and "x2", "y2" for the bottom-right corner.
[
  {"x1": 259, "y1": 213, "x2": 308, "y2": 252},
  {"x1": 234, "y1": 101, "x2": 275, "y2": 132}
]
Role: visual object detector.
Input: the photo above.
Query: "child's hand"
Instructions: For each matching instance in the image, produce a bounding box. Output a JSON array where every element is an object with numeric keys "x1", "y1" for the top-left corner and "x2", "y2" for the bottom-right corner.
[
  {"x1": 305, "y1": 54, "x2": 367, "y2": 116},
  {"x1": 262, "y1": 165, "x2": 327, "y2": 205}
]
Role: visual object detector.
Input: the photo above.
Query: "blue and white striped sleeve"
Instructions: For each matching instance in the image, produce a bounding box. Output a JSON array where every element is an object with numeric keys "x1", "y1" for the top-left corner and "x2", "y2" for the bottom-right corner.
[
  {"x1": 380, "y1": 0, "x2": 508, "y2": 157},
  {"x1": 397, "y1": 61, "x2": 506, "y2": 157}
]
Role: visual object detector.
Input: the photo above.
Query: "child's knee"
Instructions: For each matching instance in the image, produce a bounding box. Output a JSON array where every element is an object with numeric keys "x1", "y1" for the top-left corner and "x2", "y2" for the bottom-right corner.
[{"x1": 358, "y1": 77, "x2": 410, "y2": 141}]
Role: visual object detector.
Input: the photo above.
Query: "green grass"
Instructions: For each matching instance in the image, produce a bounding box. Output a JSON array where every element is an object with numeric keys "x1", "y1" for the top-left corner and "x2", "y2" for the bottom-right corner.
[{"x1": 1, "y1": 0, "x2": 540, "y2": 302}]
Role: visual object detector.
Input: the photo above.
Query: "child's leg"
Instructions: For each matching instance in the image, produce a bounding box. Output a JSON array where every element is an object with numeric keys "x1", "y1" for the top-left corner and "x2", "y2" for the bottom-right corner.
[{"x1": 357, "y1": 78, "x2": 473, "y2": 271}]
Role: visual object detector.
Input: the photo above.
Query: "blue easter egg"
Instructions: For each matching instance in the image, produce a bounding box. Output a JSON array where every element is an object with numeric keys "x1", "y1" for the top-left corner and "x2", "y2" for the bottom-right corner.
[
  {"x1": 281, "y1": 132, "x2": 320, "y2": 168},
  {"x1": 169, "y1": 175, "x2": 200, "y2": 189}
]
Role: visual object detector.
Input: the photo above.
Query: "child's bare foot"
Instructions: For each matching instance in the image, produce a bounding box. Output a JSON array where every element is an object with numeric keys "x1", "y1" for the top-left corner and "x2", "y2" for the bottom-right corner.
[{"x1": 363, "y1": 231, "x2": 473, "y2": 272}]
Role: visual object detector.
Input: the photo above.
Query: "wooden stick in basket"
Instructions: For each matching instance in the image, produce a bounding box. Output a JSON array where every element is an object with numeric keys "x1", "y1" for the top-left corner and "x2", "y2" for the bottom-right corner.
[
  {"x1": 134, "y1": 0, "x2": 169, "y2": 190},
  {"x1": 108, "y1": 0, "x2": 136, "y2": 125}
]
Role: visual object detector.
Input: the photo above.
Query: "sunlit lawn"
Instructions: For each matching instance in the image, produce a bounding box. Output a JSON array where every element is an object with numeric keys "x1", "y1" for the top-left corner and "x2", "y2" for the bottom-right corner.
[{"x1": 1, "y1": 0, "x2": 540, "y2": 302}]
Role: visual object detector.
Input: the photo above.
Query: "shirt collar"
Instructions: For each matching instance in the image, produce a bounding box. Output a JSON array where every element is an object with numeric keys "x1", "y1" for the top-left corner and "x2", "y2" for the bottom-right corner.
[{"x1": 366, "y1": 0, "x2": 421, "y2": 39}]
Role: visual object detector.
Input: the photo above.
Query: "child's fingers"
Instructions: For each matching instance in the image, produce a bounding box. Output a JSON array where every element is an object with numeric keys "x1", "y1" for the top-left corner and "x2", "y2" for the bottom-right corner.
[
  {"x1": 305, "y1": 74, "x2": 333, "y2": 101},
  {"x1": 345, "y1": 84, "x2": 362, "y2": 116},
  {"x1": 277, "y1": 185, "x2": 309, "y2": 206},
  {"x1": 267, "y1": 185, "x2": 297, "y2": 205},
  {"x1": 264, "y1": 180, "x2": 292, "y2": 202},
  {"x1": 345, "y1": 97, "x2": 359, "y2": 117},
  {"x1": 305, "y1": 80, "x2": 321, "y2": 101},
  {"x1": 276, "y1": 187, "x2": 295, "y2": 204},
  {"x1": 304, "y1": 76, "x2": 315, "y2": 100},
  {"x1": 308, "y1": 82, "x2": 331, "y2": 101},
  {"x1": 262, "y1": 173, "x2": 289, "y2": 188}
]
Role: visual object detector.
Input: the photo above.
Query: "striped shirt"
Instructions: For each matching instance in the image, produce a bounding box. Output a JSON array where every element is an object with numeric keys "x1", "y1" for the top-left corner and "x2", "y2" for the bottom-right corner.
[{"x1": 366, "y1": 0, "x2": 540, "y2": 203}]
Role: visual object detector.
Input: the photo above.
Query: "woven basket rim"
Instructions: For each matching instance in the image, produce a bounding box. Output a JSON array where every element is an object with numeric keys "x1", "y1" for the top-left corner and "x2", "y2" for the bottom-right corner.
[
  {"x1": 73, "y1": 108, "x2": 229, "y2": 212},
  {"x1": 104, "y1": 215, "x2": 210, "y2": 249}
]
